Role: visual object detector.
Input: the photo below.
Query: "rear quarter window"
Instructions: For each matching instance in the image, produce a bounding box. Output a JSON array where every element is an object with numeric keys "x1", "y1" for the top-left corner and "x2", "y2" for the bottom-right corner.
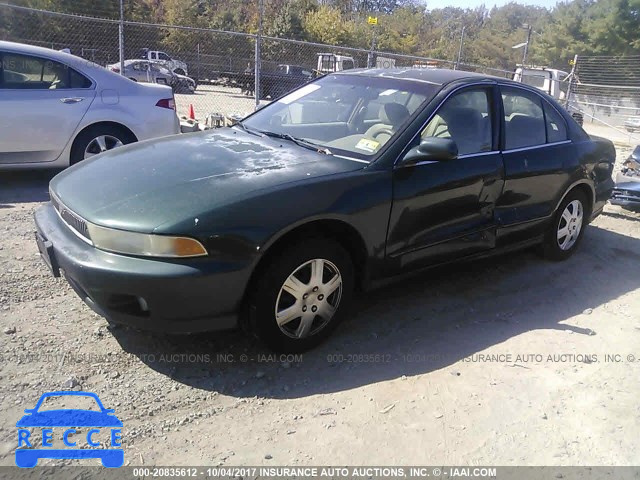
[{"x1": 542, "y1": 101, "x2": 568, "y2": 143}]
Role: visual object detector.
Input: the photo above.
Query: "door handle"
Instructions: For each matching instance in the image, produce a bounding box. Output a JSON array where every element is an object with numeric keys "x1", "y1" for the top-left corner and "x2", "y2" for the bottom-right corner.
[{"x1": 60, "y1": 97, "x2": 84, "y2": 104}]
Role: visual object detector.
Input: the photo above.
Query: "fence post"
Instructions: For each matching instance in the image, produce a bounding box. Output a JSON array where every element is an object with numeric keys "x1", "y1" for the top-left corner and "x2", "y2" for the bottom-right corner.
[
  {"x1": 118, "y1": 0, "x2": 124, "y2": 75},
  {"x1": 565, "y1": 54, "x2": 578, "y2": 110},
  {"x1": 254, "y1": 0, "x2": 264, "y2": 110},
  {"x1": 455, "y1": 25, "x2": 466, "y2": 70},
  {"x1": 197, "y1": 43, "x2": 201, "y2": 82}
]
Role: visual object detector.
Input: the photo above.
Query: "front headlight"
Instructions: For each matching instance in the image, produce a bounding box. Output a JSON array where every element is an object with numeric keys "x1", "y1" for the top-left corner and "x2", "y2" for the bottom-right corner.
[{"x1": 87, "y1": 224, "x2": 207, "y2": 258}]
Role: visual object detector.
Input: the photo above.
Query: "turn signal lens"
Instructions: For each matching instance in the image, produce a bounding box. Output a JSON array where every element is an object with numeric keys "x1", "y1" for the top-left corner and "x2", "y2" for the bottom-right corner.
[{"x1": 172, "y1": 237, "x2": 208, "y2": 257}]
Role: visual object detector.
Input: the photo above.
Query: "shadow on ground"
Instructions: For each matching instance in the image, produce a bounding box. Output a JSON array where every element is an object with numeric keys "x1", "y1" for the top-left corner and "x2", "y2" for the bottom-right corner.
[
  {"x1": 1, "y1": 169, "x2": 60, "y2": 206},
  {"x1": 111, "y1": 224, "x2": 640, "y2": 399}
]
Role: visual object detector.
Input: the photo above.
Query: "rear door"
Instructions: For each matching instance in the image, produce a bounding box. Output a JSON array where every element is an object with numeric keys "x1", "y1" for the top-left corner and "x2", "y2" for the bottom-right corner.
[
  {"x1": 386, "y1": 85, "x2": 505, "y2": 272},
  {"x1": 496, "y1": 85, "x2": 573, "y2": 240},
  {"x1": 0, "y1": 51, "x2": 95, "y2": 164}
]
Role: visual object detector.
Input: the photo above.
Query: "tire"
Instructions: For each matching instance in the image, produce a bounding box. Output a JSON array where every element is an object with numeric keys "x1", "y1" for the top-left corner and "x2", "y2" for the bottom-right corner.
[
  {"x1": 70, "y1": 124, "x2": 135, "y2": 165},
  {"x1": 128, "y1": 77, "x2": 137, "y2": 82},
  {"x1": 248, "y1": 238, "x2": 354, "y2": 352},
  {"x1": 542, "y1": 189, "x2": 588, "y2": 261}
]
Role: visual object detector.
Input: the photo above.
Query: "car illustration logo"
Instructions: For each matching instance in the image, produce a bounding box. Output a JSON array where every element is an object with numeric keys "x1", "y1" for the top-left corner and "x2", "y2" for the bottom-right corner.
[{"x1": 15, "y1": 391, "x2": 123, "y2": 468}]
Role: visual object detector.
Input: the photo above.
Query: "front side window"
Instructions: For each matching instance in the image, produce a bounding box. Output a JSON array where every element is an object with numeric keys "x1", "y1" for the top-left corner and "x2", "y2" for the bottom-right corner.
[
  {"x1": 421, "y1": 89, "x2": 493, "y2": 156},
  {"x1": 502, "y1": 87, "x2": 546, "y2": 150},
  {"x1": 1, "y1": 52, "x2": 90, "y2": 89},
  {"x1": 242, "y1": 75, "x2": 437, "y2": 160},
  {"x1": 158, "y1": 53, "x2": 170, "y2": 61}
]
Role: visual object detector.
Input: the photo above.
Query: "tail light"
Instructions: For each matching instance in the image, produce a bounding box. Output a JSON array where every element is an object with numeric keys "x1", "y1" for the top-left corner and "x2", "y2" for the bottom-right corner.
[
  {"x1": 155, "y1": 98, "x2": 176, "y2": 111},
  {"x1": 111, "y1": 67, "x2": 120, "y2": 73}
]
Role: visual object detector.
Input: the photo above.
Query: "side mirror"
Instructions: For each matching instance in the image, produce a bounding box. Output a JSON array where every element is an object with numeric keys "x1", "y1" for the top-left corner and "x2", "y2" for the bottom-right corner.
[{"x1": 402, "y1": 137, "x2": 458, "y2": 166}]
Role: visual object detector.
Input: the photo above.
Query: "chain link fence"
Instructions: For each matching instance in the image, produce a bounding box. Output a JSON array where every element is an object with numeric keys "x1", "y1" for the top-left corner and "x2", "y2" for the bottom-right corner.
[
  {"x1": 567, "y1": 55, "x2": 640, "y2": 146},
  {"x1": 1, "y1": 2, "x2": 517, "y2": 123}
]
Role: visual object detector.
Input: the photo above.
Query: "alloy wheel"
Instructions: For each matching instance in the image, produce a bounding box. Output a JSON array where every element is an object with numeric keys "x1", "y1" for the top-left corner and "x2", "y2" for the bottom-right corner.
[
  {"x1": 274, "y1": 258, "x2": 343, "y2": 339},
  {"x1": 557, "y1": 199, "x2": 583, "y2": 250},
  {"x1": 84, "y1": 135, "x2": 124, "y2": 159}
]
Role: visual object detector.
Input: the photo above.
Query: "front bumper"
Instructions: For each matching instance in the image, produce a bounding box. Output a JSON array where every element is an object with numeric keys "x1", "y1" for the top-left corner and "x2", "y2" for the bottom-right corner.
[
  {"x1": 610, "y1": 181, "x2": 640, "y2": 210},
  {"x1": 34, "y1": 203, "x2": 248, "y2": 333},
  {"x1": 610, "y1": 192, "x2": 640, "y2": 209}
]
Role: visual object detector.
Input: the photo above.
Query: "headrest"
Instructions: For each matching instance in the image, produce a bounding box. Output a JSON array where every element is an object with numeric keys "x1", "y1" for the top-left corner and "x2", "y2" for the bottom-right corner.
[
  {"x1": 439, "y1": 107, "x2": 483, "y2": 125},
  {"x1": 379, "y1": 102, "x2": 410, "y2": 125}
]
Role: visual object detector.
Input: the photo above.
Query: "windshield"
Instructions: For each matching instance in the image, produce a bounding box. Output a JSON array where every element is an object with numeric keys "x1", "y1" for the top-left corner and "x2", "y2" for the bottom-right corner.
[{"x1": 242, "y1": 74, "x2": 437, "y2": 160}]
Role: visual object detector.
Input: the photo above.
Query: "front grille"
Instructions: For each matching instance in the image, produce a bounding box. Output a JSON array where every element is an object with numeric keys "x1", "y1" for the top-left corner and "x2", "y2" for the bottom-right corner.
[{"x1": 50, "y1": 191, "x2": 91, "y2": 241}]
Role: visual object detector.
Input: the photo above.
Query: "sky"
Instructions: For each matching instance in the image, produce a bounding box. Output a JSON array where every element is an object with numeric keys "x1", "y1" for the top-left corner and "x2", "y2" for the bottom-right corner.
[{"x1": 426, "y1": 0, "x2": 560, "y2": 9}]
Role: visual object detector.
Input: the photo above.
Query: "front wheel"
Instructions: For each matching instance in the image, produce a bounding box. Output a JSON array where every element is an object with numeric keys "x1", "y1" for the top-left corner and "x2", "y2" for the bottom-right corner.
[
  {"x1": 542, "y1": 190, "x2": 588, "y2": 261},
  {"x1": 248, "y1": 239, "x2": 354, "y2": 352}
]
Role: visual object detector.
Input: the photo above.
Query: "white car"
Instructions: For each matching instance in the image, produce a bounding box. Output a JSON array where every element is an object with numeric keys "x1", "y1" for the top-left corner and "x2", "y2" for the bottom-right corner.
[{"x1": 0, "y1": 41, "x2": 180, "y2": 169}]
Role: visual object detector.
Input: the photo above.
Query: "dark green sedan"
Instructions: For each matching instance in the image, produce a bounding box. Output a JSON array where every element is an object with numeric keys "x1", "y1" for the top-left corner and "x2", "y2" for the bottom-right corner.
[{"x1": 34, "y1": 68, "x2": 616, "y2": 352}]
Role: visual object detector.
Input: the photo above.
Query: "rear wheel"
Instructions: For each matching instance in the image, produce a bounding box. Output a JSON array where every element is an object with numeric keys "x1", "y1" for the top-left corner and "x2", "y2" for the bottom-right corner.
[
  {"x1": 248, "y1": 239, "x2": 354, "y2": 352},
  {"x1": 542, "y1": 190, "x2": 588, "y2": 261},
  {"x1": 70, "y1": 125, "x2": 135, "y2": 165}
]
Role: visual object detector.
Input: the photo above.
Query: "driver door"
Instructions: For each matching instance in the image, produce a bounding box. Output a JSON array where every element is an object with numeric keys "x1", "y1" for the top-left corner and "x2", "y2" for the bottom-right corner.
[{"x1": 386, "y1": 85, "x2": 505, "y2": 272}]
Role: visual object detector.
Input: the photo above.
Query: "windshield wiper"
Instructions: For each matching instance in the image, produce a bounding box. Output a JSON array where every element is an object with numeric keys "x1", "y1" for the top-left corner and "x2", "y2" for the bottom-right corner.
[
  {"x1": 234, "y1": 121, "x2": 263, "y2": 137},
  {"x1": 260, "y1": 131, "x2": 333, "y2": 155}
]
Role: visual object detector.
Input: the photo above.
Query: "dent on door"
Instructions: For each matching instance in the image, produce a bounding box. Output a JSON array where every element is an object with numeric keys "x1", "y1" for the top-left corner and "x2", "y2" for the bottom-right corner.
[{"x1": 387, "y1": 154, "x2": 504, "y2": 272}]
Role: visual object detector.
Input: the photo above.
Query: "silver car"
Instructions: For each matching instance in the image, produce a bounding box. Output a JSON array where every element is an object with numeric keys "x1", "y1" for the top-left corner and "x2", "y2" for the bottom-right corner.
[
  {"x1": 108, "y1": 60, "x2": 195, "y2": 94},
  {"x1": 0, "y1": 41, "x2": 179, "y2": 169}
]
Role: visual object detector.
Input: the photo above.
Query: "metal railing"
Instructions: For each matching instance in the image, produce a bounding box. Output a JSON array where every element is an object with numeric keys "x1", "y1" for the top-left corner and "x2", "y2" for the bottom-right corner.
[{"x1": 567, "y1": 54, "x2": 640, "y2": 145}]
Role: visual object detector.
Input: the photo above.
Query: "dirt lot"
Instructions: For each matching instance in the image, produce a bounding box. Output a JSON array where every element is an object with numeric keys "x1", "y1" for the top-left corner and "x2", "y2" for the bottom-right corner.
[
  {"x1": 174, "y1": 84, "x2": 259, "y2": 121},
  {"x1": 1, "y1": 145, "x2": 639, "y2": 467}
]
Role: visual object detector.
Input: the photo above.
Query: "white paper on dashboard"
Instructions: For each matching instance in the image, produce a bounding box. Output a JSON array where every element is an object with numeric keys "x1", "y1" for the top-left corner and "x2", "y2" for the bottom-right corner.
[{"x1": 278, "y1": 84, "x2": 322, "y2": 105}]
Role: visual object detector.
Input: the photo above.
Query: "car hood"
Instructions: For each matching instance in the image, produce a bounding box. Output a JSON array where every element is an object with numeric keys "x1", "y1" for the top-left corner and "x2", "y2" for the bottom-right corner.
[{"x1": 50, "y1": 128, "x2": 365, "y2": 233}]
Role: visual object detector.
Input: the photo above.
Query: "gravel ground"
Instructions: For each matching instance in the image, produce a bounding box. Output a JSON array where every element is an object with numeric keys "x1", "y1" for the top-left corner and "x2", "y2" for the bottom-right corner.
[
  {"x1": 174, "y1": 84, "x2": 259, "y2": 121},
  {"x1": 1, "y1": 145, "x2": 639, "y2": 467}
]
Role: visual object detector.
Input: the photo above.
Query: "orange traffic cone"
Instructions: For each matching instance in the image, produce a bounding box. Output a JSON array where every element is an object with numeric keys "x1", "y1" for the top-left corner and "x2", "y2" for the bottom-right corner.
[{"x1": 188, "y1": 104, "x2": 195, "y2": 120}]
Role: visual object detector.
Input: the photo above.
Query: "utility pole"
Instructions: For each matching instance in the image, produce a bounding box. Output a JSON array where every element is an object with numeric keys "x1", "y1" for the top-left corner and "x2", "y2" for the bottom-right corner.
[
  {"x1": 118, "y1": 0, "x2": 125, "y2": 76},
  {"x1": 522, "y1": 24, "x2": 532, "y2": 66},
  {"x1": 254, "y1": 0, "x2": 264, "y2": 110},
  {"x1": 455, "y1": 25, "x2": 466, "y2": 70}
]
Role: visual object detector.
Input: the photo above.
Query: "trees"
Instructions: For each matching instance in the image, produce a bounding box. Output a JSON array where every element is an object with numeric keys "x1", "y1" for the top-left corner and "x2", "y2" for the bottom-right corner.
[{"x1": 3, "y1": 0, "x2": 639, "y2": 74}]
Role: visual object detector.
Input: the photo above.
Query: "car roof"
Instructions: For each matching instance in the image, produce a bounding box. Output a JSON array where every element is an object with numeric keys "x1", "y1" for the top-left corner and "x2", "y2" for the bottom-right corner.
[
  {"x1": 0, "y1": 40, "x2": 90, "y2": 69},
  {"x1": 0, "y1": 40, "x2": 136, "y2": 87},
  {"x1": 337, "y1": 67, "x2": 499, "y2": 85}
]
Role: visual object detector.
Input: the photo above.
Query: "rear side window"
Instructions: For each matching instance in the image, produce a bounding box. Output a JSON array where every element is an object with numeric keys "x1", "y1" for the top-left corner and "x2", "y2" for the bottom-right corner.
[
  {"x1": 501, "y1": 87, "x2": 546, "y2": 150},
  {"x1": 543, "y1": 101, "x2": 568, "y2": 143},
  {"x1": 1, "y1": 52, "x2": 91, "y2": 89}
]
